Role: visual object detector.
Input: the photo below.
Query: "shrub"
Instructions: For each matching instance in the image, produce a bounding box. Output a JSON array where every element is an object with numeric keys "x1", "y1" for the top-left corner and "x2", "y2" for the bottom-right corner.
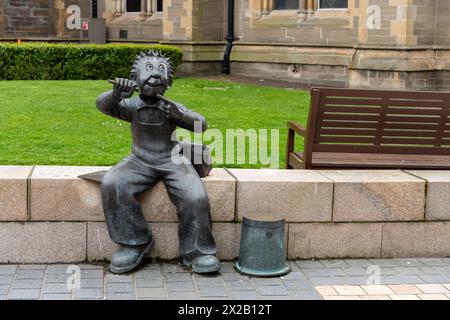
[{"x1": 0, "y1": 43, "x2": 183, "y2": 80}]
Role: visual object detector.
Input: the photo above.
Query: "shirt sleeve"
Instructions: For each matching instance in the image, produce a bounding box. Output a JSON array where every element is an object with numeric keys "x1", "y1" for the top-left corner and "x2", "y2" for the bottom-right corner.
[
  {"x1": 175, "y1": 103, "x2": 208, "y2": 133},
  {"x1": 95, "y1": 91, "x2": 134, "y2": 123}
]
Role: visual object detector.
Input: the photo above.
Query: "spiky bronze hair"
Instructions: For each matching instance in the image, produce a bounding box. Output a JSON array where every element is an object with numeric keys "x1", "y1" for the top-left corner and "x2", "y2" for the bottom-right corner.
[{"x1": 130, "y1": 49, "x2": 174, "y2": 87}]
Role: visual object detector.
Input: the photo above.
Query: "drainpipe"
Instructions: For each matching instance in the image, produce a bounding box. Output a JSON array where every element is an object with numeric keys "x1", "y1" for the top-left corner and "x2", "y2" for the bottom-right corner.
[{"x1": 222, "y1": 0, "x2": 235, "y2": 74}]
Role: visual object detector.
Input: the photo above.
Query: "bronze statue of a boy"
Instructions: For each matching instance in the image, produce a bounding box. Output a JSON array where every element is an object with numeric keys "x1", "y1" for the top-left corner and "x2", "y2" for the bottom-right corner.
[{"x1": 95, "y1": 50, "x2": 220, "y2": 274}]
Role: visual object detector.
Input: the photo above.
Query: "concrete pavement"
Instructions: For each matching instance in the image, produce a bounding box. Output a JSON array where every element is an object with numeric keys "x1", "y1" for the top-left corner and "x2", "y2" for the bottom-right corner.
[{"x1": 2, "y1": 258, "x2": 450, "y2": 300}]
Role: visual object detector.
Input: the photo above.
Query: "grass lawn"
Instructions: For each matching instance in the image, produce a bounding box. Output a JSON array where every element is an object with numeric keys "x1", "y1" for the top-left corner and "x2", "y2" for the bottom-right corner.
[{"x1": 0, "y1": 78, "x2": 309, "y2": 168}]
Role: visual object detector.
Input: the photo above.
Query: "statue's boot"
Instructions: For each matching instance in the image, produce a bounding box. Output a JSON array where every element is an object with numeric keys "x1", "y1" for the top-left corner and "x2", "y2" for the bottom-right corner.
[
  {"x1": 183, "y1": 255, "x2": 221, "y2": 274},
  {"x1": 109, "y1": 241, "x2": 154, "y2": 274}
]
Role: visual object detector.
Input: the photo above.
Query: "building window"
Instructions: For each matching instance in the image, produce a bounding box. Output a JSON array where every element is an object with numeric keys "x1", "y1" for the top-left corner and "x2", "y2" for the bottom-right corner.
[
  {"x1": 319, "y1": 0, "x2": 348, "y2": 9},
  {"x1": 126, "y1": 0, "x2": 141, "y2": 13},
  {"x1": 274, "y1": 0, "x2": 299, "y2": 10},
  {"x1": 156, "y1": 0, "x2": 163, "y2": 12}
]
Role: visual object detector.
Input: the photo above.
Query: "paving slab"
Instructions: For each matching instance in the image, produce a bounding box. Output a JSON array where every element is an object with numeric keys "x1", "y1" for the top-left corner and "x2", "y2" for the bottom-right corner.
[
  {"x1": 256, "y1": 285, "x2": 290, "y2": 296},
  {"x1": 165, "y1": 281, "x2": 196, "y2": 292},
  {"x1": 46, "y1": 265, "x2": 72, "y2": 274},
  {"x1": 198, "y1": 286, "x2": 229, "y2": 297},
  {"x1": 8, "y1": 288, "x2": 40, "y2": 300},
  {"x1": 136, "y1": 287, "x2": 167, "y2": 298},
  {"x1": 41, "y1": 293, "x2": 72, "y2": 300},
  {"x1": 1, "y1": 258, "x2": 450, "y2": 300},
  {"x1": 224, "y1": 279, "x2": 255, "y2": 291},
  {"x1": 168, "y1": 291, "x2": 199, "y2": 300},
  {"x1": 0, "y1": 285, "x2": 10, "y2": 295},
  {"x1": 229, "y1": 290, "x2": 261, "y2": 300},
  {"x1": 73, "y1": 288, "x2": 104, "y2": 299},
  {"x1": 15, "y1": 269, "x2": 45, "y2": 279},
  {"x1": 105, "y1": 282, "x2": 134, "y2": 293},
  {"x1": 12, "y1": 279, "x2": 43, "y2": 289},
  {"x1": 104, "y1": 293, "x2": 135, "y2": 300},
  {"x1": 0, "y1": 265, "x2": 17, "y2": 275},
  {"x1": 41, "y1": 283, "x2": 72, "y2": 294},
  {"x1": 289, "y1": 289, "x2": 323, "y2": 300},
  {"x1": 80, "y1": 278, "x2": 104, "y2": 289},
  {"x1": 0, "y1": 274, "x2": 14, "y2": 284}
]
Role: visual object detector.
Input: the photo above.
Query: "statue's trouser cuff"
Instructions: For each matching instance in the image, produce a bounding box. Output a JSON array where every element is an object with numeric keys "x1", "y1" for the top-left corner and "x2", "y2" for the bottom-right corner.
[
  {"x1": 177, "y1": 202, "x2": 217, "y2": 260},
  {"x1": 100, "y1": 155, "x2": 216, "y2": 255}
]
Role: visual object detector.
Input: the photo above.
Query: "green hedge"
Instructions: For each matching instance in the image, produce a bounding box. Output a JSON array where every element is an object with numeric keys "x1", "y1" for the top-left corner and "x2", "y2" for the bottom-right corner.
[{"x1": 0, "y1": 43, "x2": 183, "y2": 80}]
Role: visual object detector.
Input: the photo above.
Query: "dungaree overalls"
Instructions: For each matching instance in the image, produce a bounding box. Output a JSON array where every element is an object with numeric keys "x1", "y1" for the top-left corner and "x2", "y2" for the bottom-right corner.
[{"x1": 99, "y1": 95, "x2": 216, "y2": 260}]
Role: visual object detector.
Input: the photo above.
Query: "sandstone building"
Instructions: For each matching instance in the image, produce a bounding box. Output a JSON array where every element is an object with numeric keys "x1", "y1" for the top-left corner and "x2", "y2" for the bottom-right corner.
[{"x1": 0, "y1": 0, "x2": 449, "y2": 90}]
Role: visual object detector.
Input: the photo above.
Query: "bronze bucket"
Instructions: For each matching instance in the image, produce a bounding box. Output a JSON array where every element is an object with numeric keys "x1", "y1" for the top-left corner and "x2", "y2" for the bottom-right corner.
[{"x1": 235, "y1": 212, "x2": 290, "y2": 277}]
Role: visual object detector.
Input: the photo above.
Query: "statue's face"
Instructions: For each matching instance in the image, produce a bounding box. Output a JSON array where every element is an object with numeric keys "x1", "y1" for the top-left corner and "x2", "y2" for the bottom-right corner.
[{"x1": 135, "y1": 57, "x2": 170, "y2": 97}]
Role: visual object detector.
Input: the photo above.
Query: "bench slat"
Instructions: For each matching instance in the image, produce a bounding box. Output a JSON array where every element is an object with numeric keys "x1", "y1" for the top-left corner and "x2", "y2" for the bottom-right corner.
[
  {"x1": 383, "y1": 122, "x2": 440, "y2": 130},
  {"x1": 293, "y1": 152, "x2": 450, "y2": 169},
  {"x1": 320, "y1": 128, "x2": 377, "y2": 136},
  {"x1": 319, "y1": 136, "x2": 376, "y2": 144},
  {"x1": 318, "y1": 137, "x2": 439, "y2": 146},
  {"x1": 382, "y1": 130, "x2": 442, "y2": 138},
  {"x1": 385, "y1": 107, "x2": 444, "y2": 116},
  {"x1": 384, "y1": 115, "x2": 442, "y2": 123},
  {"x1": 319, "y1": 121, "x2": 380, "y2": 129},
  {"x1": 322, "y1": 88, "x2": 450, "y2": 100},
  {"x1": 310, "y1": 152, "x2": 450, "y2": 169},
  {"x1": 310, "y1": 152, "x2": 450, "y2": 161},
  {"x1": 318, "y1": 129, "x2": 450, "y2": 139},
  {"x1": 381, "y1": 138, "x2": 438, "y2": 146},
  {"x1": 323, "y1": 97, "x2": 384, "y2": 106},
  {"x1": 322, "y1": 105, "x2": 382, "y2": 114},
  {"x1": 387, "y1": 99, "x2": 446, "y2": 108},
  {"x1": 321, "y1": 114, "x2": 380, "y2": 122},
  {"x1": 314, "y1": 144, "x2": 450, "y2": 155}
]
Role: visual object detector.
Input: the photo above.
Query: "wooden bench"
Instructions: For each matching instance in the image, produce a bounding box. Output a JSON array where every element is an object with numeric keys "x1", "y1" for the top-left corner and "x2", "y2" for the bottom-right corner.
[{"x1": 286, "y1": 88, "x2": 450, "y2": 169}]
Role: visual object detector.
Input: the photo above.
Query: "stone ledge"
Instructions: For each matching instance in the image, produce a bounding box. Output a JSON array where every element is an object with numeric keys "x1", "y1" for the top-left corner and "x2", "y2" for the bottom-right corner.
[
  {"x1": 0, "y1": 222, "x2": 86, "y2": 263},
  {"x1": 30, "y1": 166, "x2": 108, "y2": 222},
  {"x1": 288, "y1": 223, "x2": 383, "y2": 259},
  {"x1": 350, "y1": 49, "x2": 438, "y2": 72},
  {"x1": 1, "y1": 220, "x2": 450, "y2": 262},
  {"x1": 0, "y1": 166, "x2": 33, "y2": 221},
  {"x1": 228, "y1": 169, "x2": 333, "y2": 223},
  {"x1": 318, "y1": 170, "x2": 426, "y2": 222},
  {"x1": 382, "y1": 222, "x2": 450, "y2": 258},
  {"x1": 406, "y1": 170, "x2": 450, "y2": 221},
  {"x1": 29, "y1": 166, "x2": 236, "y2": 222},
  {"x1": 289, "y1": 221, "x2": 450, "y2": 260},
  {"x1": 227, "y1": 45, "x2": 450, "y2": 72},
  {"x1": 1, "y1": 166, "x2": 450, "y2": 262},
  {"x1": 0, "y1": 166, "x2": 445, "y2": 223}
]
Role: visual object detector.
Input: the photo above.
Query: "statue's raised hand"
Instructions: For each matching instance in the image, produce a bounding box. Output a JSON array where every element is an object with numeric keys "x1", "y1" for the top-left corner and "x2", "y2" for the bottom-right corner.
[{"x1": 112, "y1": 78, "x2": 137, "y2": 100}]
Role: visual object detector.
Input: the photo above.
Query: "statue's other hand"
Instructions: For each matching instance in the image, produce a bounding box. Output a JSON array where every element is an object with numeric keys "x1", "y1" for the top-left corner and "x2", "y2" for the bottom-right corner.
[
  {"x1": 112, "y1": 78, "x2": 137, "y2": 99},
  {"x1": 161, "y1": 103, "x2": 185, "y2": 123}
]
